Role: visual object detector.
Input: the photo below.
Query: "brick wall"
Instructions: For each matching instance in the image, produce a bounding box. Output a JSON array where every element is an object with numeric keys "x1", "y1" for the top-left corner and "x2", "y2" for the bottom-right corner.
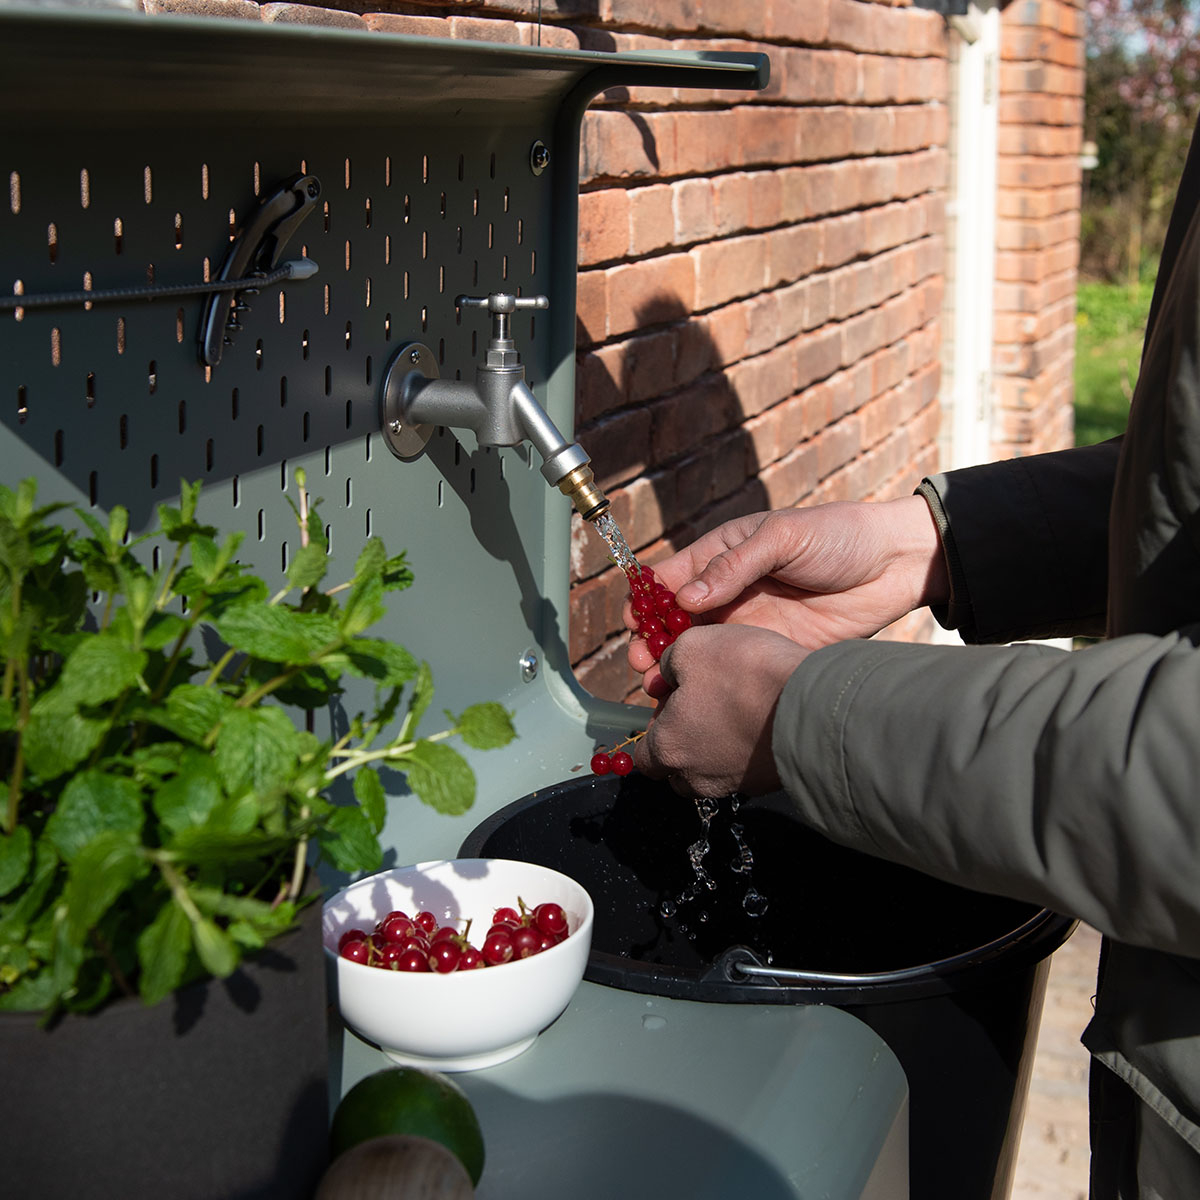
[
  {"x1": 137, "y1": 0, "x2": 1083, "y2": 700},
  {"x1": 993, "y1": 0, "x2": 1084, "y2": 458}
]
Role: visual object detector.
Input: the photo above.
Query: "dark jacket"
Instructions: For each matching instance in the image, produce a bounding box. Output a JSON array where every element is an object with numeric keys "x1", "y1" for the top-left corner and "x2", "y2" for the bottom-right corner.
[{"x1": 775, "y1": 124, "x2": 1200, "y2": 1196}]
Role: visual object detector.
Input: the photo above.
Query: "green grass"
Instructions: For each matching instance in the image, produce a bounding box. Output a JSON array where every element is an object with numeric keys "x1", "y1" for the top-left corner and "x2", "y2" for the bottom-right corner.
[{"x1": 1073, "y1": 279, "x2": 1154, "y2": 446}]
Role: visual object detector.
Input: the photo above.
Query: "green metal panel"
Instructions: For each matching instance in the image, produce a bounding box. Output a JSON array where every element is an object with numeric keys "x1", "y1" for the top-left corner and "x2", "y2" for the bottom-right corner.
[{"x1": 0, "y1": 7, "x2": 767, "y2": 859}]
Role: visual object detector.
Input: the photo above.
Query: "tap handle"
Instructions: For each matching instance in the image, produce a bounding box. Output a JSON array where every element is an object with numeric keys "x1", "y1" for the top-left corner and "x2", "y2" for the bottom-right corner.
[{"x1": 456, "y1": 292, "x2": 549, "y2": 345}]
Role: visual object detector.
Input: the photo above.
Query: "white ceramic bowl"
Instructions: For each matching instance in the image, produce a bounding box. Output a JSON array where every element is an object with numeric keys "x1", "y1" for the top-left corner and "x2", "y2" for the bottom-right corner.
[{"x1": 323, "y1": 858, "x2": 594, "y2": 1071}]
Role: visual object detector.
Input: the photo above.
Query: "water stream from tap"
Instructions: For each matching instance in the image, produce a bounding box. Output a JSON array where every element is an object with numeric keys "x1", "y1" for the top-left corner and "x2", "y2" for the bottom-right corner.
[{"x1": 585, "y1": 511, "x2": 771, "y2": 941}]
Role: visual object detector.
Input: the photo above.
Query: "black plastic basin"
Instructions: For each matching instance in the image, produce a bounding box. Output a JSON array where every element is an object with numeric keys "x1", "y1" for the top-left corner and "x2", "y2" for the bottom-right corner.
[{"x1": 461, "y1": 773, "x2": 1076, "y2": 1200}]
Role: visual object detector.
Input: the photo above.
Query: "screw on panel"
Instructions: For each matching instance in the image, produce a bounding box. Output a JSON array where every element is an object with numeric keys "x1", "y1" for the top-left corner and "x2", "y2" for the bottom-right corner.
[
  {"x1": 519, "y1": 651, "x2": 539, "y2": 682},
  {"x1": 529, "y1": 141, "x2": 550, "y2": 176}
]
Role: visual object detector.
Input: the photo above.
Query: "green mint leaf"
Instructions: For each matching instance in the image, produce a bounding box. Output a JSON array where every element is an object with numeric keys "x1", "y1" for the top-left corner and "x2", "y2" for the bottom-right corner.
[
  {"x1": 188, "y1": 533, "x2": 221, "y2": 583},
  {"x1": 448, "y1": 702, "x2": 517, "y2": 750},
  {"x1": 22, "y1": 702, "x2": 107, "y2": 781},
  {"x1": 192, "y1": 915, "x2": 239, "y2": 978},
  {"x1": 382, "y1": 553, "x2": 414, "y2": 592},
  {"x1": 56, "y1": 632, "x2": 146, "y2": 705},
  {"x1": 338, "y1": 638, "x2": 418, "y2": 687},
  {"x1": 215, "y1": 604, "x2": 341, "y2": 664},
  {"x1": 214, "y1": 706, "x2": 302, "y2": 797},
  {"x1": 152, "y1": 684, "x2": 235, "y2": 745},
  {"x1": 165, "y1": 825, "x2": 292, "y2": 864},
  {"x1": 286, "y1": 542, "x2": 329, "y2": 594},
  {"x1": 354, "y1": 537, "x2": 386, "y2": 581},
  {"x1": 353, "y1": 766, "x2": 387, "y2": 834},
  {"x1": 44, "y1": 770, "x2": 144, "y2": 862},
  {"x1": 136, "y1": 898, "x2": 192, "y2": 1006},
  {"x1": 340, "y1": 572, "x2": 386, "y2": 637},
  {"x1": 140, "y1": 611, "x2": 189, "y2": 652},
  {"x1": 61, "y1": 831, "x2": 147, "y2": 944},
  {"x1": 316, "y1": 806, "x2": 382, "y2": 874},
  {"x1": 0, "y1": 825, "x2": 32, "y2": 898},
  {"x1": 398, "y1": 740, "x2": 475, "y2": 816},
  {"x1": 407, "y1": 661, "x2": 434, "y2": 730},
  {"x1": 152, "y1": 750, "x2": 224, "y2": 835},
  {"x1": 0, "y1": 696, "x2": 15, "y2": 733}
]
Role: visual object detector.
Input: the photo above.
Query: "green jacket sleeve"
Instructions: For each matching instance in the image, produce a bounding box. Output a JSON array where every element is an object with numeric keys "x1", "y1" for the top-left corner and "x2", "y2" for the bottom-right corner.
[{"x1": 774, "y1": 628, "x2": 1200, "y2": 958}]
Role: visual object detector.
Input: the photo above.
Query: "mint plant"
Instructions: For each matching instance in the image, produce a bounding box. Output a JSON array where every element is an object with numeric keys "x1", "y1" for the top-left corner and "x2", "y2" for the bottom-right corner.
[{"x1": 0, "y1": 472, "x2": 515, "y2": 1016}]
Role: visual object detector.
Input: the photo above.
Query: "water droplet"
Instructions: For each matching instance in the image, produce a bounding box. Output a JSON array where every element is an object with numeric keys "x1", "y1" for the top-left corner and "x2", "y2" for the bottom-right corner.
[
  {"x1": 659, "y1": 900, "x2": 677, "y2": 919},
  {"x1": 697, "y1": 910, "x2": 709, "y2": 923},
  {"x1": 642, "y1": 1014, "x2": 667, "y2": 1031},
  {"x1": 743, "y1": 888, "x2": 769, "y2": 917}
]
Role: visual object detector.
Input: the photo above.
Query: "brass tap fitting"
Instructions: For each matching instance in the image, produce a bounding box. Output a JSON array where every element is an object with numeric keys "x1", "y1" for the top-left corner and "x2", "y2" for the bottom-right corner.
[{"x1": 556, "y1": 464, "x2": 610, "y2": 522}]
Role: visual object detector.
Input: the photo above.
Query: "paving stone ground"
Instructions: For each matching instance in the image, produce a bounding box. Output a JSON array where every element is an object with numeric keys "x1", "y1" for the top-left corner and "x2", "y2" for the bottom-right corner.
[{"x1": 1010, "y1": 923, "x2": 1103, "y2": 1199}]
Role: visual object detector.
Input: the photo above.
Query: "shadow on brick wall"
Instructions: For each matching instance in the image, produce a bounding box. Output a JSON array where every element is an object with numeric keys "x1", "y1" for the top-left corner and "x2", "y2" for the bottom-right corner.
[{"x1": 573, "y1": 292, "x2": 772, "y2": 703}]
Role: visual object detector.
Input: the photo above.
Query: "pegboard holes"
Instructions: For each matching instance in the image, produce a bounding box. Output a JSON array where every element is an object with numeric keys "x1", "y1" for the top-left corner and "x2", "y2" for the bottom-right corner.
[
  {"x1": 421, "y1": 231, "x2": 427, "y2": 260},
  {"x1": 457, "y1": 154, "x2": 464, "y2": 182},
  {"x1": 323, "y1": 201, "x2": 330, "y2": 234},
  {"x1": 345, "y1": 320, "x2": 352, "y2": 350},
  {"x1": 384, "y1": 313, "x2": 392, "y2": 341},
  {"x1": 114, "y1": 218, "x2": 123, "y2": 254},
  {"x1": 83, "y1": 272, "x2": 94, "y2": 311},
  {"x1": 206, "y1": 439, "x2": 214, "y2": 472},
  {"x1": 201, "y1": 163, "x2": 210, "y2": 201},
  {"x1": 178, "y1": 400, "x2": 186, "y2": 434},
  {"x1": 440, "y1": 191, "x2": 446, "y2": 219},
  {"x1": 278, "y1": 291, "x2": 286, "y2": 324},
  {"x1": 385, "y1": 156, "x2": 392, "y2": 187},
  {"x1": 149, "y1": 452, "x2": 158, "y2": 489},
  {"x1": 324, "y1": 365, "x2": 332, "y2": 397},
  {"x1": 50, "y1": 327, "x2": 61, "y2": 367},
  {"x1": 344, "y1": 398, "x2": 352, "y2": 428},
  {"x1": 344, "y1": 240, "x2": 351, "y2": 271},
  {"x1": 173, "y1": 212, "x2": 183, "y2": 250},
  {"x1": 324, "y1": 446, "x2": 332, "y2": 476},
  {"x1": 365, "y1": 198, "x2": 372, "y2": 229},
  {"x1": 256, "y1": 424, "x2": 264, "y2": 457},
  {"x1": 88, "y1": 472, "x2": 97, "y2": 508},
  {"x1": 365, "y1": 277, "x2": 371, "y2": 308},
  {"x1": 147, "y1": 360, "x2": 157, "y2": 395},
  {"x1": 489, "y1": 153, "x2": 496, "y2": 180},
  {"x1": 175, "y1": 308, "x2": 185, "y2": 344},
  {"x1": 385, "y1": 234, "x2": 391, "y2": 266},
  {"x1": 365, "y1": 507, "x2": 373, "y2": 537},
  {"x1": 302, "y1": 411, "x2": 310, "y2": 443},
  {"x1": 403, "y1": 195, "x2": 410, "y2": 226},
  {"x1": 47, "y1": 223, "x2": 58, "y2": 264},
  {"x1": 473, "y1": 189, "x2": 479, "y2": 217},
  {"x1": 323, "y1": 284, "x2": 330, "y2": 316},
  {"x1": 86, "y1": 373, "x2": 95, "y2": 408},
  {"x1": 302, "y1": 329, "x2": 310, "y2": 359},
  {"x1": 232, "y1": 475, "x2": 240, "y2": 507},
  {"x1": 345, "y1": 476, "x2": 352, "y2": 507},
  {"x1": 119, "y1": 413, "x2": 128, "y2": 449},
  {"x1": 344, "y1": 157, "x2": 352, "y2": 190},
  {"x1": 17, "y1": 385, "x2": 27, "y2": 424},
  {"x1": 422, "y1": 155, "x2": 428, "y2": 185},
  {"x1": 456, "y1": 225, "x2": 463, "y2": 254},
  {"x1": 279, "y1": 376, "x2": 287, "y2": 408},
  {"x1": 231, "y1": 387, "x2": 240, "y2": 421},
  {"x1": 54, "y1": 429, "x2": 64, "y2": 467},
  {"x1": 364, "y1": 355, "x2": 372, "y2": 385},
  {"x1": 9, "y1": 171, "x2": 20, "y2": 215},
  {"x1": 227, "y1": 208, "x2": 237, "y2": 241},
  {"x1": 116, "y1": 316, "x2": 125, "y2": 355},
  {"x1": 255, "y1": 339, "x2": 263, "y2": 371},
  {"x1": 143, "y1": 166, "x2": 153, "y2": 205},
  {"x1": 80, "y1": 168, "x2": 90, "y2": 210},
  {"x1": 437, "y1": 480, "x2": 444, "y2": 508},
  {"x1": 403, "y1": 271, "x2": 409, "y2": 300},
  {"x1": 257, "y1": 509, "x2": 264, "y2": 540},
  {"x1": 252, "y1": 161, "x2": 260, "y2": 197}
]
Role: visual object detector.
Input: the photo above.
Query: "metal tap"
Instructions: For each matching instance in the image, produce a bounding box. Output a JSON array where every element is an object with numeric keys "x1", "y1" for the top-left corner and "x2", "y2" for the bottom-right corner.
[{"x1": 379, "y1": 292, "x2": 610, "y2": 521}]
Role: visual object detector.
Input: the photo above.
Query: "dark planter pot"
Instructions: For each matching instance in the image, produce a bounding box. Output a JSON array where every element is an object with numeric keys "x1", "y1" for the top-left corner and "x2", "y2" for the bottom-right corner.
[{"x1": 2, "y1": 895, "x2": 330, "y2": 1200}]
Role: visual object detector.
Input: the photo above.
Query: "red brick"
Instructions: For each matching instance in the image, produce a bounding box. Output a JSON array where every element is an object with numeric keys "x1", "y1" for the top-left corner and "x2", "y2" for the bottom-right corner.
[
  {"x1": 630, "y1": 184, "x2": 675, "y2": 256},
  {"x1": 575, "y1": 269, "x2": 608, "y2": 346},
  {"x1": 606, "y1": 254, "x2": 696, "y2": 339},
  {"x1": 673, "y1": 178, "x2": 717, "y2": 243},
  {"x1": 578, "y1": 188, "x2": 630, "y2": 267},
  {"x1": 694, "y1": 234, "x2": 768, "y2": 310},
  {"x1": 261, "y1": 4, "x2": 366, "y2": 28}
]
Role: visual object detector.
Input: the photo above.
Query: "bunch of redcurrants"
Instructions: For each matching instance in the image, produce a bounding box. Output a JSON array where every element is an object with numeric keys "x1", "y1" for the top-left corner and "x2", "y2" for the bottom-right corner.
[{"x1": 337, "y1": 898, "x2": 571, "y2": 973}]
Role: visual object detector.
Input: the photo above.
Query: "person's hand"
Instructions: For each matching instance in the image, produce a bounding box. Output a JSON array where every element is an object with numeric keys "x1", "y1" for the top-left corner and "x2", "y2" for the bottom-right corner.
[
  {"x1": 627, "y1": 495, "x2": 946, "y2": 695},
  {"x1": 631, "y1": 624, "x2": 808, "y2": 797}
]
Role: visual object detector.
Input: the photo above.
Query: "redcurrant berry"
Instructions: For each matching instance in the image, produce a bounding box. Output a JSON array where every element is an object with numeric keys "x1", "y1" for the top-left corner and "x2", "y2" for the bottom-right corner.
[
  {"x1": 510, "y1": 926, "x2": 542, "y2": 958},
  {"x1": 646, "y1": 630, "x2": 674, "y2": 660},
  {"x1": 631, "y1": 594, "x2": 657, "y2": 618},
  {"x1": 414, "y1": 910, "x2": 438, "y2": 935},
  {"x1": 339, "y1": 938, "x2": 372, "y2": 964},
  {"x1": 611, "y1": 751, "x2": 634, "y2": 776},
  {"x1": 590, "y1": 752, "x2": 612, "y2": 775},
  {"x1": 429, "y1": 941, "x2": 463, "y2": 974},
  {"x1": 459, "y1": 946, "x2": 486, "y2": 970},
  {"x1": 665, "y1": 608, "x2": 692, "y2": 634},
  {"x1": 654, "y1": 590, "x2": 677, "y2": 615},
  {"x1": 533, "y1": 902, "x2": 569, "y2": 938},
  {"x1": 482, "y1": 931, "x2": 515, "y2": 965},
  {"x1": 493, "y1": 906, "x2": 522, "y2": 927},
  {"x1": 338, "y1": 928, "x2": 369, "y2": 951},
  {"x1": 396, "y1": 947, "x2": 431, "y2": 972},
  {"x1": 637, "y1": 616, "x2": 665, "y2": 637},
  {"x1": 378, "y1": 915, "x2": 417, "y2": 944}
]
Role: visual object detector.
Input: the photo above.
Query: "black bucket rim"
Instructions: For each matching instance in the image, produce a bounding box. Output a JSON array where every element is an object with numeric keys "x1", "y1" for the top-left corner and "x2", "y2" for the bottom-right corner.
[{"x1": 461, "y1": 777, "x2": 1078, "y2": 1006}]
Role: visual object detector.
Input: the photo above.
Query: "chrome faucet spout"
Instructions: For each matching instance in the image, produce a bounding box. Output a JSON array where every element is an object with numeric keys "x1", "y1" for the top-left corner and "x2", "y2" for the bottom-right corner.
[{"x1": 378, "y1": 291, "x2": 610, "y2": 520}]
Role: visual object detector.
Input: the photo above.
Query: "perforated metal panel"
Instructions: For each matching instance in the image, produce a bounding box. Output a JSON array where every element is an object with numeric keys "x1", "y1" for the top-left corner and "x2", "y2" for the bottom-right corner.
[{"x1": 0, "y1": 8, "x2": 767, "y2": 860}]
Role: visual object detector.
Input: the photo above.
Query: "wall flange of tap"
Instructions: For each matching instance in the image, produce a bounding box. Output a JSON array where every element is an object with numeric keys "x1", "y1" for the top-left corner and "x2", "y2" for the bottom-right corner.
[{"x1": 379, "y1": 342, "x2": 438, "y2": 461}]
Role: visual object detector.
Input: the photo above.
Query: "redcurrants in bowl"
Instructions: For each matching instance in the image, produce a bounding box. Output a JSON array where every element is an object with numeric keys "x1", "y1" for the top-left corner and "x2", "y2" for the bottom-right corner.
[{"x1": 323, "y1": 859, "x2": 594, "y2": 1071}]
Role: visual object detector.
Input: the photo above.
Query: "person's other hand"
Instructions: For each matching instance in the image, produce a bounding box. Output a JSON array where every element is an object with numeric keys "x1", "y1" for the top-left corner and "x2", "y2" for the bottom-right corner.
[
  {"x1": 632, "y1": 624, "x2": 808, "y2": 797},
  {"x1": 627, "y1": 496, "x2": 945, "y2": 695}
]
